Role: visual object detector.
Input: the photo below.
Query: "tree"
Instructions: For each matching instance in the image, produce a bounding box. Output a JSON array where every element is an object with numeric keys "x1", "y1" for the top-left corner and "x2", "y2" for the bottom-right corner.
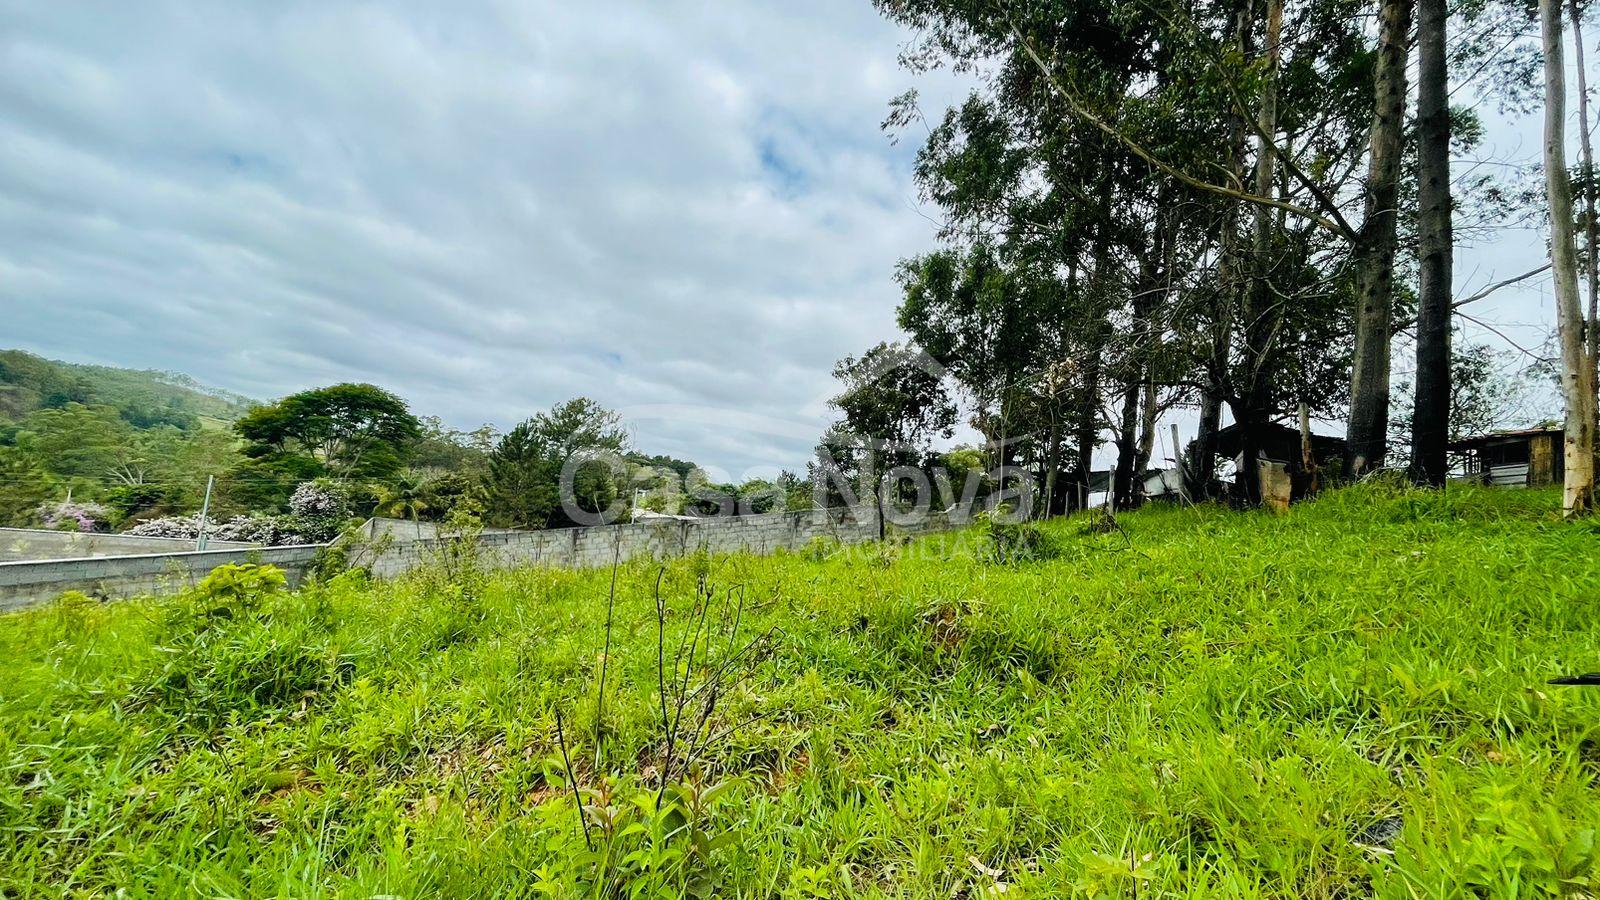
[
  {"x1": 1345, "y1": 0, "x2": 1414, "y2": 477},
  {"x1": 829, "y1": 342, "x2": 956, "y2": 463},
  {"x1": 411, "y1": 416, "x2": 496, "y2": 476},
  {"x1": 1539, "y1": 0, "x2": 1598, "y2": 514},
  {"x1": 1408, "y1": 0, "x2": 1455, "y2": 485},
  {"x1": 375, "y1": 471, "x2": 433, "y2": 525},
  {"x1": 480, "y1": 421, "x2": 561, "y2": 529},
  {"x1": 0, "y1": 446, "x2": 53, "y2": 526},
  {"x1": 876, "y1": 0, "x2": 1377, "y2": 512},
  {"x1": 1392, "y1": 340, "x2": 1542, "y2": 453},
  {"x1": 235, "y1": 383, "x2": 421, "y2": 480},
  {"x1": 828, "y1": 341, "x2": 957, "y2": 526},
  {"x1": 478, "y1": 398, "x2": 629, "y2": 529},
  {"x1": 13, "y1": 403, "x2": 133, "y2": 484}
]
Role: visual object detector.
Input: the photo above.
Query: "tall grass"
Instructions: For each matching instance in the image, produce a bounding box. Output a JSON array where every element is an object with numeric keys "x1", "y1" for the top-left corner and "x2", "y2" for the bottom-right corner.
[{"x1": 1, "y1": 483, "x2": 1597, "y2": 897}]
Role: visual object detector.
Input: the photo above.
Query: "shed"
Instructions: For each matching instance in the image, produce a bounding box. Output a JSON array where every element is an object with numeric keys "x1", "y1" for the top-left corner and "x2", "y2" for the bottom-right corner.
[
  {"x1": 1212, "y1": 422, "x2": 1347, "y2": 467},
  {"x1": 1141, "y1": 467, "x2": 1186, "y2": 502},
  {"x1": 1449, "y1": 426, "x2": 1564, "y2": 487}
]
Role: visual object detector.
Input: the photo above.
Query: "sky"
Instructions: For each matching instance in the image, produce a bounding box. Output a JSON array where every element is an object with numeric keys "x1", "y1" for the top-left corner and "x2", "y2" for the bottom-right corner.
[{"x1": 0, "y1": 0, "x2": 1572, "y2": 481}]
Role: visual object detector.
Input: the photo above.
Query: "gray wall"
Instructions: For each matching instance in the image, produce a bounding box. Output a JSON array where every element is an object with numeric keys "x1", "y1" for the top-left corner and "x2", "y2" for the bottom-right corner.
[
  {"x1": 0, "y1": 527, "x2": 256, "y2": 562},
  {"x1": 357, "y1": 517, "x2": 521, "y2": 543},
  {"x1": 0, "y1": 544, "x2": 325, "y2": 613},
  {"x1": 2, "y1": 506, "x2": 973, "y2": 613},
  {"x1": 357, "y1": 505, "x2": 968, "y2": 579}
]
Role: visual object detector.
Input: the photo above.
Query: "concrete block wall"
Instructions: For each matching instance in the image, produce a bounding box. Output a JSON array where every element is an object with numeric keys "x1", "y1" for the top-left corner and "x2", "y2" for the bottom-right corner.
[
  {"x1": 0, "y1": 544, "x2": 325, "y2": 613},
  {"x1": 357, "y1": 517, "x2": 522, "y2": 543},
  {"x1": 360, "y1": 505, "x2": 968, "y2": 580},
  {"x1": 0, "y1": 506, "x2": 974, "y2": 613},
  {"x1": 0, "y1": 527, "x2": 256, "y2": 562}
]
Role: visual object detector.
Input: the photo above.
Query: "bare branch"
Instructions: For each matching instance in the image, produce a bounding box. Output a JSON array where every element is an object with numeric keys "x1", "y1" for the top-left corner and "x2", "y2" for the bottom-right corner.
[{"x1": 1452, "y1": 263, "x2": 1553, "y2": 309}]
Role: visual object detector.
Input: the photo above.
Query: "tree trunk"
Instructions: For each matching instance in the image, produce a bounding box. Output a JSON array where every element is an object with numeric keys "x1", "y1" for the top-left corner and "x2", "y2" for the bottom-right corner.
[
  {"x1": 1137, "y1": 377, "x2": 1159, "y2": 477},
  {"x1": 1299, "y1": 401, "x2": 1319, "y2": 496},
  {"x1": 1542, "y1": 0, "x2": 1599, "y2": 515},
  {"x1": 1113, "y1": 378, "x2": 1140, "y2": 509},
  {"x1": 1193, "y1": 392, "x2": 1223, "y2": 497},
  {"x1": 1345, "y1": 0, "x2": 1414, "y2": 478},
  {"x1": 1409, "y1": 0, "x2": 1453, "y2": 486},
  {"x1": 1073, "y1": 347, "x2": 1101, "y2": 511},
  {"x1": 1238, "y1": 0, "x2": 1283, "y2": 506},
  {"x1": 1192, "y1": 0, "x2": 1254, "y2": 501},
  {"x1": 1043, "y1": 411, "x2": 1061, "y2": 517},
  {"x1": 1570, "y1": 0, "x2": 1600, "y2": 441}
]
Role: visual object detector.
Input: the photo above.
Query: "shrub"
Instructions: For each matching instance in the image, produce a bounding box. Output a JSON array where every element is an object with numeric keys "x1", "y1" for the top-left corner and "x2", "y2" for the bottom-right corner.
[
  {"x1": 799, "y1": 535, "x2": 841, "y2": 563},
  {"x1": 288, "y1": 480, "x2": 351, "y2": 540},
  {"x1": 123, "y1": 514, "x2": 204, "y2": 540},
  {"x1": 123, "y1": 512, "x2": 320, "y2": 545},
  {"x1": 37, "y1": 500, "x2": 110, "y2": 533},
  {"x1": 972, "y1": 509, "x2": 1062, "y2": 564},
  {"x1": 192, "y1": 563, "x2": 287, "y2": 617}
]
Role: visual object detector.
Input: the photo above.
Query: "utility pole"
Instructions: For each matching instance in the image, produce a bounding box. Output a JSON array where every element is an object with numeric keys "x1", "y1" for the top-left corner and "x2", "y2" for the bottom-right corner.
[{"x1": 196, "y1": 474, "x2": 215, "y2": 551}]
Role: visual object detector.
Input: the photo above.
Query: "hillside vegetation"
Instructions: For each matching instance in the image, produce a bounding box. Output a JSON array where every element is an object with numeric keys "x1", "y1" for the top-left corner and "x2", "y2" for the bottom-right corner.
[
  {"x1": 0, "y1": 349, "x2": 254, "y2": 425},
  {"x1": 2, "y1": 484, "x2": 1598, "y2": 897}
]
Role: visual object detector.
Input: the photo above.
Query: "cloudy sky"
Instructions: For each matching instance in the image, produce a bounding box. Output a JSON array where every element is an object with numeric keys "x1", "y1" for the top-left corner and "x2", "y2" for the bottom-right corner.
[{"x1": 0, "y1": 1, "x2": 1567, "y2": 479}]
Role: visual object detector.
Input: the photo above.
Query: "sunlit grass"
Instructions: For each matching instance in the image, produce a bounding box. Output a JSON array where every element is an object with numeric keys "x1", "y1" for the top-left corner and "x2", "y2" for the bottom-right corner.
[{"x1": 2, "y1": 482, "x2": 1597, "y2": 897}]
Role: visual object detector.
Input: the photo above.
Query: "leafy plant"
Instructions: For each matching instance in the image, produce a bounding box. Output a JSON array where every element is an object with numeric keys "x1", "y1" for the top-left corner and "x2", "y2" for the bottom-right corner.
[
  {"x1": 972, "y1": 508, "x2": 1062, "y2": 563},
  {"x1": 191, "y1": 562, "x2": 287, "y2": 617}
]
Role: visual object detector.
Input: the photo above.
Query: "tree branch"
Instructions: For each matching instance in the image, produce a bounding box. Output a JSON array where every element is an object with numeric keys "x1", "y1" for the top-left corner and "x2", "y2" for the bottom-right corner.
[
  {"x1": 1452, "y1": 262, "x2": 1553, "y2": 309},
  {"x1": 1003, "y1": 12, "x2": 1349, "y2": 236}
]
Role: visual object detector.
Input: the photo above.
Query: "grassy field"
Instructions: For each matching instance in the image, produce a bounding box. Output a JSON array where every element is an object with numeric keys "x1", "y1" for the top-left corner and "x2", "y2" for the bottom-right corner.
[{"x1": 3, "y1": 483, "x2": 1599, "y2": 898}]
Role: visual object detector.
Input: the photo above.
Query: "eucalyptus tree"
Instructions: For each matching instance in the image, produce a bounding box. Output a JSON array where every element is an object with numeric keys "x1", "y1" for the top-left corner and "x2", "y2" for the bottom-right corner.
[
  {"x1": 1539, "y1": 0, "x2": 1598, "y2": 514},
  {"x1": 877, "y1": 0, "x2": 1380, "y2": 505},
  {"x1": 878, "y1": 0, "x2": 1199, "y2": 509},
  {"x1": 1409, "y1": 0, "x2": 1455, "y2": 485},
  {"x1": 1345, "y1": 0, "x2": 1414, "y2": 477}
]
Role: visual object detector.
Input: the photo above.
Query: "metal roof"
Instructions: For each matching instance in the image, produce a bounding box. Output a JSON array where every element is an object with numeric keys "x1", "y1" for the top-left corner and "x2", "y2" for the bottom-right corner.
[{"x1": 1448, "y1": 425, "x2": 1562, "y2": 450}]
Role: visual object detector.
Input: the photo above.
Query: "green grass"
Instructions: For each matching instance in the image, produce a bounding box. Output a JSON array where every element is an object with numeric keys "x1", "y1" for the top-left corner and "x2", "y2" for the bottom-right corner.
[{"x1": 3, "y1": 482, "x2": 1599, "y2": 898}]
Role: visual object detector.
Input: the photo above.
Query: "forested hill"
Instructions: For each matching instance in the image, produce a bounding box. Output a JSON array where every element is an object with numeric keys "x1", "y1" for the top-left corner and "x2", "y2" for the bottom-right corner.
[
  {"x1": 0, "y1": 350, "x2": 758, "y2": 539},
  {"x1": 0, "y1": 349, "x2": 255, "y2": 428}
]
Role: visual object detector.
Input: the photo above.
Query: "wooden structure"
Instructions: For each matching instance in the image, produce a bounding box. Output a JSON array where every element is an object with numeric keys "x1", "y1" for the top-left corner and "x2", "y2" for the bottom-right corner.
[
  {"x1": 1212, "y1": 422, "x2": 1347, "y2": 470},
  {"x1": 1450, "y1": 426, "x2": 1564, "y2": 487},
  {"x1": 1204, "y1": 422, "x2": 1347, "y2": 503}
]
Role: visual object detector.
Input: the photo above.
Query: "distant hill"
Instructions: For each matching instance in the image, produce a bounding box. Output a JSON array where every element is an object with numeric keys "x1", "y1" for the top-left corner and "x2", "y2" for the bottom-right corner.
[{"x1": 0, "y1": 349, "x2": 256, "y2": 428}]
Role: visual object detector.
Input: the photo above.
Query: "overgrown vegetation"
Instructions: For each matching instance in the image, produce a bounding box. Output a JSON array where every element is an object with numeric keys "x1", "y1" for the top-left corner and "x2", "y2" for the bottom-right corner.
[{"x1": 2, "y1": 484, "x2": 1597, "y2": 897}]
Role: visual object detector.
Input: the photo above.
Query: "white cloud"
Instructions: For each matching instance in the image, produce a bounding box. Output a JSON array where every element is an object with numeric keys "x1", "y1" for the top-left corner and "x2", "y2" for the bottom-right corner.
[
  {"x1": 0, "y1": 0, "x2": 972, "y2": 476},
  {"x1": 0, "y1": 0, "x2": 1569, "y2": 477}
]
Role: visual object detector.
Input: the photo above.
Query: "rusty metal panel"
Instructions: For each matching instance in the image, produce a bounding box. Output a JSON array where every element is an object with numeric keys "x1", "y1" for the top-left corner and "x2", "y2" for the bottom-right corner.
[{"x1": 1529, "y1": 435, "x2": 1555, "y2": 486}]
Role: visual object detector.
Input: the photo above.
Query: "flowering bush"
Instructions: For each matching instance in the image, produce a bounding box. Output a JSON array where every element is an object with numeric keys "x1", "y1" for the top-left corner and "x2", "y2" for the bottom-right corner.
[
  {"x1": 38, "y1": 501, "x2": 110, "y2": 533},
  {"x1": 290, "y1": 481, "x2": 348, "y2": 520},
  {"x1": 212, "y1": 514, "x2": 312, "y2": 545},
  {"x1": 123, "y1": 515, "x2": 203, "y2": 540},
  {"x1": 121, "y1": 482, "x2": 349, "y2": 545},
  {"x1": 288, "y1": 481, "x2": 351, "y2": 541},
  {"x1": 123, "y1": 514, "x2": 313, "y2": 545}
]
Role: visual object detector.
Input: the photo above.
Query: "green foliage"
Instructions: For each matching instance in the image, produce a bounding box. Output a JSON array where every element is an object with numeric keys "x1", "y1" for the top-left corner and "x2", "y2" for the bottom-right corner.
[
  {"x1": 0, "y1": 352, "x2": 262, "y2": 525},
  {"x1": 480, "y1": 398, "x2": 629, "y2": 529},
  {"x1": 192, "y1": 562, "x2": 288, "y2": 615},
  {"x1": 9, "y1": 403, "x2": 134, "y2": 481},
  {"x1": 972, "y1": 508, "x2": 1065, "y2": 563},
  {"x1": 0, "y1": 445, "x2": 54, "y2": 525},
  {"x1": 830, "y1": 341, "x2": 956, "y2": 461},
  {"x1": 0, "y1": 348, "x2": 249, "y2": 423},
  {"x1": 2, "y1": 485, "x2": 1598, "y2": 897},
  {"x1": 535, "y1": 774, "x2": 743, "y2": 896},
  {"x1": 1391, "y1": 339, "x2": 1542, "y2": 450},
  {"x1": 235, "y1": 382, "x2": 422, "y2": 480},
  {"x1": 798, "y1": 534, "x2": 841, "y2": 562}
]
